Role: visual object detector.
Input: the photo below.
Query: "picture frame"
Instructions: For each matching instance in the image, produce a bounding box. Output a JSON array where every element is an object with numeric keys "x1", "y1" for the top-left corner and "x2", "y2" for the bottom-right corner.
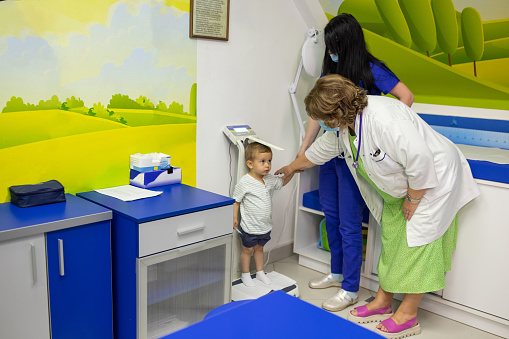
[{"x1": 190, "y1": 0, "x2": 230, "y2": 41}]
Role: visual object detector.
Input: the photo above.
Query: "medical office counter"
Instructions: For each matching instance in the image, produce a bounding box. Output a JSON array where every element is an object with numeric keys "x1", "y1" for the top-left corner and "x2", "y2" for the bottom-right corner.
[{"x1": 78, "y1": 183, "x2": 235, "y2": 339}]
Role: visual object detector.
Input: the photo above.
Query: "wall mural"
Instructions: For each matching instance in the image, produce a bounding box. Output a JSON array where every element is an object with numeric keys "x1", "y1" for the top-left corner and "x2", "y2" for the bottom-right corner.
[
  {"x1": 0, "y1": 0, "x2": 197, "y2": 202},
  {"x1": 319, "y1": 0, "x2": 509, "y2": 111}
]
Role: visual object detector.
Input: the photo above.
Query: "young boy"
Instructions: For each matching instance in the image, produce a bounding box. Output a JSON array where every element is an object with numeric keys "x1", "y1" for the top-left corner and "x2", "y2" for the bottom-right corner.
[{"x1": 233, "y1": 142, "x2": 293, "y2": 287}]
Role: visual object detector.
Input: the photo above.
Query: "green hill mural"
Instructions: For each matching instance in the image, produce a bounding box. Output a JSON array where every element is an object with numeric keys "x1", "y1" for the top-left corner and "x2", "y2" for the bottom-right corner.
[{"x1": 0, "y1": 0, "x2": 198, "y2": 202}]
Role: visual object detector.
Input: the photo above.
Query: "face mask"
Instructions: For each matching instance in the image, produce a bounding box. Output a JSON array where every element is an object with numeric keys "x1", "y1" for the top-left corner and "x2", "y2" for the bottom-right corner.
[
  {"x1": 329, "y1": 53, "x2": 338, "y2": 63},
  {"x1": 319, "y1": 120, "x2": 339, "y2": 132}
]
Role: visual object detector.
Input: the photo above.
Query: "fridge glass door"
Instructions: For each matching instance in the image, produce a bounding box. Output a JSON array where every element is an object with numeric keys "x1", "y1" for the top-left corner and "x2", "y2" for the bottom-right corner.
[{"x1": 137, "y1": 235, "x2": 231, "y2": 339}]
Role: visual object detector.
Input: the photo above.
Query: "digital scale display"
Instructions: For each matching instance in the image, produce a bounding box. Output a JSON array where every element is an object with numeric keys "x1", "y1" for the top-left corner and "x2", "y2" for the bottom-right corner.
[{"x1": 226, "y1": 125, "x2": 256, "y2": 136}]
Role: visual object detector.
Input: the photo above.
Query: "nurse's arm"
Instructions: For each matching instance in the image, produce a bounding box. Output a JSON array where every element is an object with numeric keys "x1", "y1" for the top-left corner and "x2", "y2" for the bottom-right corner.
[
  {"x1": 297, "y1": 118, "x2": 321, "y2": 158},
  {"x1": 389, "y1": 82, "x2": 414, "y2": 107}
]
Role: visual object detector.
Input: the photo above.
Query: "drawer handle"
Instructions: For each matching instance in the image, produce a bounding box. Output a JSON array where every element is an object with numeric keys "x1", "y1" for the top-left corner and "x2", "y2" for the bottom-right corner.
[
  {"x1": 31, "y1": 244, "x2": 37, "y2": 284},
  {"x1": 177, "y1": 224, "x2": 205, "y2": 236},
  {"x1": 58, "y1": 239, "x2": 65, "y2": 276}
]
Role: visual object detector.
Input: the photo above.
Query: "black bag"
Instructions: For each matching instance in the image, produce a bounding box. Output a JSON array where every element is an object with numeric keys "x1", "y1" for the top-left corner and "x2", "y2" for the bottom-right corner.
[{"x1": 9, "y1": 180, "x2": 66, "y2": 208}]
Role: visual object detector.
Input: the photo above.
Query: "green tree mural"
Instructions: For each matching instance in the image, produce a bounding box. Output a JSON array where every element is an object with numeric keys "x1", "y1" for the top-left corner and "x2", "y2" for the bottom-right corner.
[
  {"x1": 431, "y1": 0, "x2": 458, "y2": 66},
  {"x1": 2, "y1": 97, "x2": 30, "y2": 112},
  {"x1": 338, "y1": 0, "x2": 386, "y2": 36},
  {"x1": 399, "y1": 0, "x2": 437, "y2": 56},
  {"x1": 168, "y1": 101, "x2": 184, "y2": 114},
  {"x1": 136, "y1": 95, "x2": 155, "y2": 109},
  {"x1": 374, "y1": 0, "x2": 412, "y2": 47},
  {"x1": 108, "y1": 94, "x2": 142, "y2": 109},
  {"x1": 189, "y1": 83, "x2": 197, "y2": 117},
  {"x1": 66, "y1": 96, "x2": 85, "y2": 109},
  {"x1": 461, "y1": 7, "x2": 484, "y2": 77},
  {"x1": 156, "y1": 101, "x2": 168, "y2": 111},
  {"x1": 37, "y1": 95, "x2": 62, "y2": 110}
]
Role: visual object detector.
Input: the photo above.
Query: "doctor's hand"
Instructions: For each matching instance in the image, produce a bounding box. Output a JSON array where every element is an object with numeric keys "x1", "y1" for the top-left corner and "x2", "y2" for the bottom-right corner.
[
  {"x1": 275, "y1": 165, "x2": 302, "y2": 184},
  {"x1": 402, "y1": 200, "x2": 419, "y2": 221}
]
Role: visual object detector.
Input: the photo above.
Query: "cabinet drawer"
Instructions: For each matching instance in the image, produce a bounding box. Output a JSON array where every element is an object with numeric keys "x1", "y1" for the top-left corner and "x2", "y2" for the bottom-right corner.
[{"x1": 138, "y1": 205, "x2": 233, "y2": 257}]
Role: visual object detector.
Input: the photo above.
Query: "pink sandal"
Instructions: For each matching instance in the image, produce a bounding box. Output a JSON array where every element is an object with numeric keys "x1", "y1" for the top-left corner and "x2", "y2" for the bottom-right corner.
[
  {"x1": 347, "y1": 305, "x2": 393, "y2": 324},
  {"x1": 376, "y1": 317, "x2": 421, "y2": 339}
]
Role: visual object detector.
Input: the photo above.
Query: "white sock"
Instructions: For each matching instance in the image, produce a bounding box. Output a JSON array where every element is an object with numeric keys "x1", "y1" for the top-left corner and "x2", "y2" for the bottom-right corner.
[
  {"x1": 241, "y1": 273, "x2": 256, "y2": 287},
  {"x1": 256, "y1": 270, "x2": 272, "y2": 285}
]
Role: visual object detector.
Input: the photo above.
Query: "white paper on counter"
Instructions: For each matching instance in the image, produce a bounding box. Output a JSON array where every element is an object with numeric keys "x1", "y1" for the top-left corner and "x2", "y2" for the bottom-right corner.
[{"x1": 95, "y1": 185, "x2": 162, "y2": 201}]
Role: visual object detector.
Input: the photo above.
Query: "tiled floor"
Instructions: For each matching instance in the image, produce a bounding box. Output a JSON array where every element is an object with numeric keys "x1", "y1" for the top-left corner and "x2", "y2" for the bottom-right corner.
[{"x1": 262, "y1": 255, "x2": 502, "y2": 339}]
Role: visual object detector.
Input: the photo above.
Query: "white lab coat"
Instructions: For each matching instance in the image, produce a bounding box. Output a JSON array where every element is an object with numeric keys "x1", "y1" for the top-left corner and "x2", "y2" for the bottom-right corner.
[{"x1": 306, "y1": 96, "x2": 479, "y2": 247}]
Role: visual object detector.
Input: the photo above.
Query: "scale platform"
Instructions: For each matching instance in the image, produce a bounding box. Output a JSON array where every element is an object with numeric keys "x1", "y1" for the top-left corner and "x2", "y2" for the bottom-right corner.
[{"x1": 231, "y1": 271, "x2": 300, "y2": 301}]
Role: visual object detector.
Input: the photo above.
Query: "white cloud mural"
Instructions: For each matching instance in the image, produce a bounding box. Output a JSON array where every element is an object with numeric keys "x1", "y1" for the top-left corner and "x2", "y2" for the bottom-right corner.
[{"x1": 0, "y1": 0, "x2": 196, "y2": 111}]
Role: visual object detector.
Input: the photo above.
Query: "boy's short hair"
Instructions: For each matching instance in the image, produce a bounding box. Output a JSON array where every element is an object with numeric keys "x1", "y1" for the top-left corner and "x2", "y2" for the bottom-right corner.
[{"x1": 245, "y1": 142, "x2": 272, "y2": 161}]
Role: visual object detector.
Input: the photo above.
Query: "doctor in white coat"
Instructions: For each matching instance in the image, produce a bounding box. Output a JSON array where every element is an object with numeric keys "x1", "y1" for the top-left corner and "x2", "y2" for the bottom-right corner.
[{"x1": 276, "y1": 74, "x2": 479, "y2": 338}]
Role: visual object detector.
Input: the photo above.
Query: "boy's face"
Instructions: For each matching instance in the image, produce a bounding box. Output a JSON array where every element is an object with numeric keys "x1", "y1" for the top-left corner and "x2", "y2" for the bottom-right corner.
[{"x1": 247, "y1": 152, "x2": 272, "y2": 176}]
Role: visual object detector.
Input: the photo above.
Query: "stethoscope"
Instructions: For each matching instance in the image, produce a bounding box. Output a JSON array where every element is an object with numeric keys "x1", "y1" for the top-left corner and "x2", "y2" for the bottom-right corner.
[{"x1": 352, "y1": 113, "x2": 362, "y2": 169}]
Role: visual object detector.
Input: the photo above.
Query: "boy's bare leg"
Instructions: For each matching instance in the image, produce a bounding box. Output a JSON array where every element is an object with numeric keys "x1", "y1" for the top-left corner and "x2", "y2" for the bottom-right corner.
[
  {"x1": 241, "y1": 246, "x2": 255, "y2": 286},
  {"x1": 254, "y1": 245, "x2": 272, "y2": 285}
]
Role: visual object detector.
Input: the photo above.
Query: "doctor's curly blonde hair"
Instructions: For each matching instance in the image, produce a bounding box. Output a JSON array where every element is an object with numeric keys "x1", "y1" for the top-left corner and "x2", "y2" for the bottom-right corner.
[{"x1": 304, "y1": 74, "x2": 367, "y2": 130}]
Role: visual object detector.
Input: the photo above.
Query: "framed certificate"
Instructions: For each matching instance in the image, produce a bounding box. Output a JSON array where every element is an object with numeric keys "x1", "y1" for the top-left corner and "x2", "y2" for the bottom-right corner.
[{"x1": 190, "y1": 0, "x2": 230, "y2": 41}]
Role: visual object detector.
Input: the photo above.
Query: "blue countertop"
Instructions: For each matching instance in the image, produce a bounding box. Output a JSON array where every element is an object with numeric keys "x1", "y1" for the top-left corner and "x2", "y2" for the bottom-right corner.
[
  {"x1": 0, "y1": 194, "x2": 112, "y2": 242},
  {"x1": 77, "y1": 184, "x2": 235, "y2": 223},
  {"x1": 165, "y1": 290, "x2": 383, "y2": 338}
]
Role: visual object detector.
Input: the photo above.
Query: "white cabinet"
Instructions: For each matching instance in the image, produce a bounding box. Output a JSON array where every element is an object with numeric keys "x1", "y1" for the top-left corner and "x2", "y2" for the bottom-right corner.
[
  {"x1": 0, "y1": 195, "x2": 113, "y2": 339},
  {"x1": 0, "y1": 234, "x2": 50, "y2": 339},
  {"x1": 443, "y1": 180, "x2": 509, "y2": 320}
]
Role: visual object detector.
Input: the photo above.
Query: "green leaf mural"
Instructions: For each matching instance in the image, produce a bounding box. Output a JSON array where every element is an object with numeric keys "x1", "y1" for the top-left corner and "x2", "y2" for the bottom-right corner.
[
  {"x1": 374, "y1": 0, "x2": 412, "y2": 48},
  {"x1": 431, "y1": 0, "x2": 458, "y2": 66},
  {"x1": 399, "y1": 0, "x2": 437, "y2": 56},
  {"x1": 462, "y1": 7, "x2": 484, "y2": 76},
  {"x1": 339, "y1": 0, "x2": 386, "y2": 36}
]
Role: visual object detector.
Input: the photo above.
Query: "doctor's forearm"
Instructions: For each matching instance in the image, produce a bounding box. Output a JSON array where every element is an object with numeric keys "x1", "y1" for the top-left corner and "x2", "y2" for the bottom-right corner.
[{"x1": 290, "y1": 154, "x2": 316, "y2": 172}]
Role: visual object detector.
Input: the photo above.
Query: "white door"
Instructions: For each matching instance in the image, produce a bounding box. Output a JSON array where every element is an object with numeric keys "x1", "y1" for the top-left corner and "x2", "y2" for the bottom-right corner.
[{"x1": 0, "y1": 234, "x2": 50, "y2": 338}]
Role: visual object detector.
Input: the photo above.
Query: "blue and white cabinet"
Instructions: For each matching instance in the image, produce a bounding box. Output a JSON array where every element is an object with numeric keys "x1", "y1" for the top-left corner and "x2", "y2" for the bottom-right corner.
[
  {"x1": 78, "y1": 184, "x2": 235, "y2": 339},
  {"x1": 0, "y1": 194, "x2": 113, "y2": 339}
]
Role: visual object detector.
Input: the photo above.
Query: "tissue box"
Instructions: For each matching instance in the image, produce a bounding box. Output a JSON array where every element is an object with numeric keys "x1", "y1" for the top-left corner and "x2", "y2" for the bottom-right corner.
[
  {"x1": 130, "y1": 167, "x2": 182, "y2": 188},
  {"x1": 130, "y1": 153, "x2": 171, "y2": 172}
]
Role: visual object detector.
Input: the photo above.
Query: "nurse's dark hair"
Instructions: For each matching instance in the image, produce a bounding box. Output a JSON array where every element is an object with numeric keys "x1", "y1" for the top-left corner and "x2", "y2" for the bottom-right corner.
[
  {"x1": 245, "y1": 142, "x2": 272, "y2": 162},
  {"x1": 304, "y1": 74, "x2": 367, "y2": 129},
  {"x1": 322, "y1": 13, "x2": 396, "y2": 95}
]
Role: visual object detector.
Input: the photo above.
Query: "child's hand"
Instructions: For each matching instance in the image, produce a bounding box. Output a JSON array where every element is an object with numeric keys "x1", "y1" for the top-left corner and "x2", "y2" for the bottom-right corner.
[
  {"x1": 282, "y1": 171, "x2": 296, "y2": 186},
  {"x1": 233, "y1": 219, "x2": 238, "y2": 229}
]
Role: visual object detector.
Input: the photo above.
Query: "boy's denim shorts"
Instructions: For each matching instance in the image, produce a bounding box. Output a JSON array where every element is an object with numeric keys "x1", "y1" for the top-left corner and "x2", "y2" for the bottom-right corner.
[{"x1": 239, "y1": 227, "x2": 271, "y2": 248}]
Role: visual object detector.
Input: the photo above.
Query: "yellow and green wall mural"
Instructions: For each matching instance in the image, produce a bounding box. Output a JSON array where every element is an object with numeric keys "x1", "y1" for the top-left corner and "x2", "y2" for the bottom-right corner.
[
  {"x1": 319, "y1": 0, "x2": 509, "y2": 110},
  {"x1": 0, "y1": 0, "x2": 197, "y2": 202}
]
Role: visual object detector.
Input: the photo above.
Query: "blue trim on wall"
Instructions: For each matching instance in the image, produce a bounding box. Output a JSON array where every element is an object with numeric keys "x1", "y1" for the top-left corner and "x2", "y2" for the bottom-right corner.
[
  {"x1": 467, "y1": 159, "x2": 509, "y2": 184},
  {"x1": 418, "y1": 114, "x2": 509, "y2": 133}
]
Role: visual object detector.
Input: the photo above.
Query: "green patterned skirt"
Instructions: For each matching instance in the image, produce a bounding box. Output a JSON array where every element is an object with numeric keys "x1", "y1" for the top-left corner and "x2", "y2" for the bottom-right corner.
[{"x1": 350, "y1": 135, "x2": 458, "y2": 293}]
